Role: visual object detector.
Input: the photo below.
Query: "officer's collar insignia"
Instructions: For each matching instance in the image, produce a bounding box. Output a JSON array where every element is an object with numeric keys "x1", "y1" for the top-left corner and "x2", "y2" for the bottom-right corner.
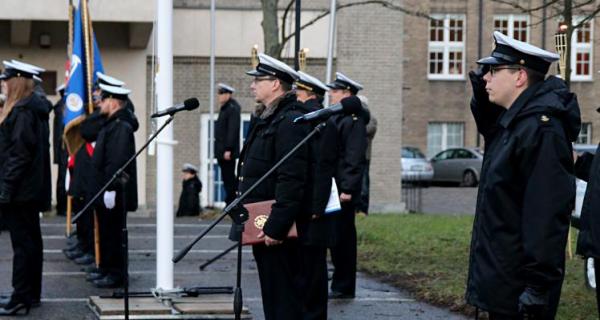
[{"x1": 541, "y1": 115, "x2": 550, "y2": 122}]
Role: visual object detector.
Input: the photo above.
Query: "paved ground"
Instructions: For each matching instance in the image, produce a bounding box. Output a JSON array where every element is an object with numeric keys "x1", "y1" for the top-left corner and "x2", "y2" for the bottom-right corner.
[{"x1": 0, "y1": 216, "x2": 469, "y2": 319}]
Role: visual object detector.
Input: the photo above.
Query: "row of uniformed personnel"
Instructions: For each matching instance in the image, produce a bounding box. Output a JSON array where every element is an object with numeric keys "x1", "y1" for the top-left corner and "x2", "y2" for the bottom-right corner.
[
  {"x1": 61, "y1": 72, "x2": 139, "y2": 289},
  {"x1": 220, "y1": 53, "x2": 370, "y2": 320}
]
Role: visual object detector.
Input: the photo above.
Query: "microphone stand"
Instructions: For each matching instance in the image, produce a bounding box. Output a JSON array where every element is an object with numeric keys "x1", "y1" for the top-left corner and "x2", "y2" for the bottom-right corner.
[
  {"x1": 174, "y1": 122, "x2": 327, "y2": 320},
  {"x1": 72, "y1": 114, "x2": 176, "y2": 320}
]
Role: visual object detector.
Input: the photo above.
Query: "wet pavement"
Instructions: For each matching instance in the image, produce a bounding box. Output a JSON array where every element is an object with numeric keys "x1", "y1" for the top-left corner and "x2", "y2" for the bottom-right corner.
[{"x1": 0, "y1": 216, "x2": 468, "y2": 319}]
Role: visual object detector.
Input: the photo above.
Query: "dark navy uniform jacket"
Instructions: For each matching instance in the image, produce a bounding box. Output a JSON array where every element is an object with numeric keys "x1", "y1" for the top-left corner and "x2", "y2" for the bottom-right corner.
[{"x1": 465, "y1": 75, "x2": 581, "y2": 315}]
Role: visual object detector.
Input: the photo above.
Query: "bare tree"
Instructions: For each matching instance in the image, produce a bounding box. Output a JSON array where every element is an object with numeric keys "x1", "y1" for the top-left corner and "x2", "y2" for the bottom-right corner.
[
  {"x1": 491, "y1": 0, "x2": 600, "y2": 88},
  {"x1": 259, "y1": 0, "x2": 432, "y2": 58}
]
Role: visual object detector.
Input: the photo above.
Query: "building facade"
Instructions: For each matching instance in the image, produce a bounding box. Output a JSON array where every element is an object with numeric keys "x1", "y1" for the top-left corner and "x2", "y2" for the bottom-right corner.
[
  {"x1": 1, "y1": 0, "x2": 405, "y2": 214},
  {"x1": 402, "y1": 0, "x2": 600, "y2": 160}
]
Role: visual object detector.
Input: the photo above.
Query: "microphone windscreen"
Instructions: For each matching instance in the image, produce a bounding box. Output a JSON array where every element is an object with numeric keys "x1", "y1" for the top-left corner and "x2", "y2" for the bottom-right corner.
[
  {"x1": 184, "y1": 98, "x2": 200, "y2": 110},
  {"x1": 340, "y1": 95, "x2": 363, "y2": 114}
]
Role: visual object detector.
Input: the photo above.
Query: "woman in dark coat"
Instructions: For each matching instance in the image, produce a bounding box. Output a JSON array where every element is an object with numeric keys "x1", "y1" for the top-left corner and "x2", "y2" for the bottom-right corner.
[
  {"x1": 0, "y1": 61, "x2": 48, "y2": 315},
  {"x1": 176, "y1": 163, "x2": 202, "y2": 217}
]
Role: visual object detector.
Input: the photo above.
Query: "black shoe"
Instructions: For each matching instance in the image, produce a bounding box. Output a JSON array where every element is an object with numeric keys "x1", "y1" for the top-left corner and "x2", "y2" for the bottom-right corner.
[
  {"x1": 328, "y1": 291, "x2": 355, "y2": 299},
  {"x1": 86, "y1": 271, "x2": 106, "y2": 282},
  {"x1": 0, "y1": 299, "x2": 30, "y2": 315},
  {"x1": 92, "y1": 275, "x2": 123, "y2": 288},
  {"x1": 74, "y1": 254, "x2": 94, "y2": 265},
  {"x1": 64, "y1": 248, "x2": 85, "y2": 260},
  {"x1": 84, "y1": 265, "x2": 101, "y2": 273},
  {"x1": 0, "y1": 294, "x2": 10, "y2": 308}
]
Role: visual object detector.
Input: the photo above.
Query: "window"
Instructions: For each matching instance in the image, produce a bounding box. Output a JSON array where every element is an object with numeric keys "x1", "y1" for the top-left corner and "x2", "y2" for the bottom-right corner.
[
  {"x1": 428, "y1": 14, "x2": 466, "y2": 80},
  {"x1": 493, "y1": 15, "x2": 529, "y2": 42},
  {"x1": 200, "y1": 113, "x2": 252, "y2": 208},
  {"x1": 577, "y1": 122, "x2": 592, "y2": 144},
  {"x1": 572, "y1": 18, "x2": 593, "y2": 81},
  {"x1": 427, "y1": 122, "x2": 464, "y2": 157}
]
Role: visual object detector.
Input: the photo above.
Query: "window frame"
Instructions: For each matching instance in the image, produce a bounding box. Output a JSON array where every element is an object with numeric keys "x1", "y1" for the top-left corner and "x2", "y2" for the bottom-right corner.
[
  {"x1": 571, "y1": 17, "x2": 594, "y2": 82},
  {"x1": 426, "y1": 122, "x2": 465, "y2": 157},
  {"x1": 428, "y1": 14, "x2": 466, "y2": 81},
  {"x1": 492, "y1": 14, "x2": 530, "y2": 42},
  {"x1": 576, "y1": 122, "x2": 592, "y2": 144}
]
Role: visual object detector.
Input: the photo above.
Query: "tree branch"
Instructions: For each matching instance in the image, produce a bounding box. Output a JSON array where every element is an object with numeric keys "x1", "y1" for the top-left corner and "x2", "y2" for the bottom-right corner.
[
  {"x1": 281, "y1": 0, "x2": 432, "y2": 47},
  {"x1": 573, "y1": 3, "x2": 600, "y2": 29},
  {"x1": 280, "y1": 0, "x2": 295, "y2": 51}
]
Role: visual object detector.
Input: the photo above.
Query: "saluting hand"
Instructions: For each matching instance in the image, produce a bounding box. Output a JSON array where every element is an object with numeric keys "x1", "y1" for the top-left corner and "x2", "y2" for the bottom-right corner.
[
  {"x1": 224, "y1": 151, "x2": 232, "y2": 161},
  {"x1": 257, "y1": 231, "x2": 283, "y2": 246}
]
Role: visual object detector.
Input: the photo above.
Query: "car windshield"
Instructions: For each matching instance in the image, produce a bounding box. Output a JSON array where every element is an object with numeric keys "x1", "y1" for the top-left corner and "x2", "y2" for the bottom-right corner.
[{"x1": 402, "y1": 147, "x2": 426, "y2": 159}]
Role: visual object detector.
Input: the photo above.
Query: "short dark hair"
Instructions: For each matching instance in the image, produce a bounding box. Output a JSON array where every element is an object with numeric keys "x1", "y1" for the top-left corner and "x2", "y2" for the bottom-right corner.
[
  {"x1": 506, "y1": 65, "x2": 545, "y2": 85},
  {"x1": 279, "y1": 80, "x2": 292, "y2": 92}
]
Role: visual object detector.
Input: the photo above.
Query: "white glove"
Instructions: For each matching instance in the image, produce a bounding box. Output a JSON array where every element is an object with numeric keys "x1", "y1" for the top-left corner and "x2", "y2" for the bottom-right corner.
[{"x1": 103, "y1": 191, "x2": 116, "y2": 209}]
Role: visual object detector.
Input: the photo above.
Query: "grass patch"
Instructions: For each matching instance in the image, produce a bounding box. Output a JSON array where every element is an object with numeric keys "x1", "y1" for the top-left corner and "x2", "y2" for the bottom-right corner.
[{"x1": 356, "y1": 214, "x2": 597, "y2": 319}]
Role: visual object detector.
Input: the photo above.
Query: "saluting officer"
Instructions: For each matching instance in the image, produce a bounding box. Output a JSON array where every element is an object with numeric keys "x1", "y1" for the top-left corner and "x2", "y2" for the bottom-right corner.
[
  {"x1": 294, "y1": 71, "x2": 338, "y2": 319},
  {"x1": 215, "y1": 83, "x2": 241, "y2": 205},
  {"x1": 466, "y1": 31, "x2": 581, "y2": 319},
  {"x1": 327, "y1": 72, "x2": 368, "y2": 299},
  {"x1": 239, "y1": 53, "x2": 310, "y2": 320},
  {"x1": 91, "y1": 83, "x2": 139, "y2": 288},
  {"x1": 95, "y1": 72, "x2": 135, "y2": 112},
  {"x1": 0, "y1": 60, "x2": 48, "y2": 315},
  {"x1": 53, "y1": 84, "x2": 68, "y2": 216}
]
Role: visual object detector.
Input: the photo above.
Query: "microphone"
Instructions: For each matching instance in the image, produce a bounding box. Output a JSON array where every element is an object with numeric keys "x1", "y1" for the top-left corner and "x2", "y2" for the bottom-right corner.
[
  {"x1": 294, "y1": 95, "x2": 362, "y2": 123},
  {"x1": 151, "y1": 98, "x2": 200, "y2": 118}
]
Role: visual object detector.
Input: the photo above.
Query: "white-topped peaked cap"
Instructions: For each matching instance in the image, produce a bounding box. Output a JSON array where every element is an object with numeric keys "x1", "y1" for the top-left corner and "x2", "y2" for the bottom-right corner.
[
  {"x1": 56, "y1": 83, "x2": 66, "y2": 93},
  {"x1": 99, "y1": 83, "x2": 131, "y2": 100},
  {"x1": 327, "y1": 72, "x2": 363, "y2": 94},
  {"x1": 0, "y1": 60, "x2": 41, "y2": 80},
  {"x1": 10, "y1": 60, "x2": 46, "y2": 73},
  {"x1": 217, "y1": 83, "x2": 235, "y2": 94},
  {"x1": 477, "y1": 31, "x2": 559, "y2": 74},
  {"x1": 246, "y1": 53, "x2": 299, "y2": 84},
  {"x1": 295, "y1": 71, "x2": 329, "y2": 95},
  {"x1": 182, "y1": 163, "x2": 198, "y2": 173},
  {"x1": 96, "y1": 71, "x2": 125, "y2": 87}
]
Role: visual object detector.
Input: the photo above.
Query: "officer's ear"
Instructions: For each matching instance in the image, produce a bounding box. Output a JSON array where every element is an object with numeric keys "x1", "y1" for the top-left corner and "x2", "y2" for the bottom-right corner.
[{"x1": 515, "y1": 68, "x2": 529, "y2": 88}]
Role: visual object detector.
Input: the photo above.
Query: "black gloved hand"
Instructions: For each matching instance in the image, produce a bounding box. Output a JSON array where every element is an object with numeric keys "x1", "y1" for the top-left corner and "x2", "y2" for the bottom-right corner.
[
  {"x1": 468, "y1": 66, "x2": 489, "y2": 104},
  {"x1": 518, "y1": 287, "x2": 548, "y2": 319}
]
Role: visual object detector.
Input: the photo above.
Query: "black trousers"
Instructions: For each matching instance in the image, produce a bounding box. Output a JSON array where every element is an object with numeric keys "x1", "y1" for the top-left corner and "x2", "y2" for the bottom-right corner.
[
  {"x1": 3, "y1": 202, "x2": 43, "y2": 303},
  {"x1": 73, "y1": 197, "x2": 94, "y2": 254},
  {"x1": 300, "y1": 245, "x2": 328, "y2": 320},
  {"x1": 330, "y1": 202, "x2": 357, "y2": 295},
  {"x1": 55, "y1": 150, "x2": 68, "y2": 216},
  {"x1": 253, "y1": 241, "x2": 303, "y2": 320},
  {"x1": 97, "y1": 205, "x2": 125, "y2": 278},
  {"x1": 218, "y1": 159, "x2": 237, "y2": 205}
]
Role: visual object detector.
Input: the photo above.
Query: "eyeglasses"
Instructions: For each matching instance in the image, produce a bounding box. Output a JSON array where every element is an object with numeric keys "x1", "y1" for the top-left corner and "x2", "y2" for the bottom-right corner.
[
  {"x1": 489, "y1": 66, "x2": 522, "y2": 76},
  {"x1": 252, "y1": 77, "x2": 276, "y2": 84}
]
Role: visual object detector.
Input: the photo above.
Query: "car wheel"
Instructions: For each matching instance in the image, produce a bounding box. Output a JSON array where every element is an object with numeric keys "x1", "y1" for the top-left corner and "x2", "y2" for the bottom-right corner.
[
  {"x1": 585, "y1": 257, "x2": 596, "y2": 290},
  {"x1": 461, "y1": 170, "x2": 478, "y2": 187}
]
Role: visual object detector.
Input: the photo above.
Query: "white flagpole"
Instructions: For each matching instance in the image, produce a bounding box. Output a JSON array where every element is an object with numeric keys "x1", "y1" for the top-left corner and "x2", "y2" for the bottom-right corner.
[
  {"x1": 155, "y1": 0, "x2": 174, "y2": 290},
  {"x1": 324, "y1": 0, "x2": 337, "y2": 106},
  {"x1": 208, "y1": 0, "x2": 216, "y2": 207}
]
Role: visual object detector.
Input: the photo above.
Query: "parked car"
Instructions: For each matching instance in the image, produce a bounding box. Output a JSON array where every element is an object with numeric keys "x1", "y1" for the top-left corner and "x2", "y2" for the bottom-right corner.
[
  {"x1": 430, "y1": 147, "x2": 483, "y2": 187},
  {"x1": 401, "y1": 146, "x2": 434, "y2": 183},
  {"x1": 573, "y1": 143, "x2": 598, "y2": 289}
]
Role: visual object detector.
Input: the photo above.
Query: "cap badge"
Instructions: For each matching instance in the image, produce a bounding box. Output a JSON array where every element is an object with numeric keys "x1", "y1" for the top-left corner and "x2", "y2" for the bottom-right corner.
[
  {"x1": 519, "y1": 59, "x2": 525, "y2": 65},
  {"x1": 541, "y1": 115, "x2": 550, "y2": 122}
]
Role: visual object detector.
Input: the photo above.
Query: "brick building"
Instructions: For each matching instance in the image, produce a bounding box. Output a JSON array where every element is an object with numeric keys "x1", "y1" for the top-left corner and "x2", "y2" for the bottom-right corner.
[{"x1": 402, "y1": 0, "x2": 600, "y2": 159}]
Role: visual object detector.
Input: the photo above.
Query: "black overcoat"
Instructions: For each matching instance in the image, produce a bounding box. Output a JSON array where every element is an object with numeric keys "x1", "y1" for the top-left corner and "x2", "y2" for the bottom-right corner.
[
  {"x1": 236, "y1": 93, "x2": 311, "y2": 240},
  {"x1": 92, "y1": 108, "x2": 139, "y2": 212},
  {"x1": 465, "y1": 75, "x2": 581, "y2": 315},
  {"x1": 214, "y1": 98, "x2": 241, "y2": 160},
  {"x1": 176, "y1": 177, "x2": 202, "y2": 217},
  {"x1": 0, "y1": 94, "x2": 48, "y2": 208}
]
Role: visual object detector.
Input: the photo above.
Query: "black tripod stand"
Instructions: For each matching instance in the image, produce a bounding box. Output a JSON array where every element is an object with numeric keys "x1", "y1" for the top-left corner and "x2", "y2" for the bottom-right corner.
[
  {"x1": 72, "y1": 115, "x2": 176, "y2": 320},
  {"x1": 174, "y1": 122, "x2": 327, "y2": 320}
]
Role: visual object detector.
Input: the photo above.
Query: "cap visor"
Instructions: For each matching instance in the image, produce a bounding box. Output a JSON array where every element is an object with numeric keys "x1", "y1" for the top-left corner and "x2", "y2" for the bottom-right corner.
[
  {"x1": 476, "y1": 56, "x2": 509, "y2": 65},
  {"x1": 246, "y1": 70, "x2": 269, "y2": 77}
]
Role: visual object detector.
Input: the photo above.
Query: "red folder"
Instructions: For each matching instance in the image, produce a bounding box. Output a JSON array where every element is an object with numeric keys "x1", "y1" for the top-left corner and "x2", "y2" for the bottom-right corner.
[{"x1": 241, "y1": 200, "x2": 298, "y2": 245}]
